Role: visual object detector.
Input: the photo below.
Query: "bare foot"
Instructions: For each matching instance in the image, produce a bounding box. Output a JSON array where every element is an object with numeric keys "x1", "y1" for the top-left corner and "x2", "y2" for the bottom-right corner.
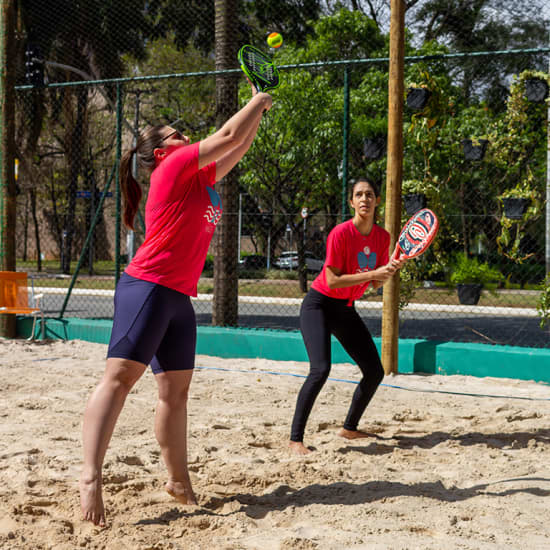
[
  {"x1": 337, "y1": 428, "x2": 371, "y2": 440},
  {"x1": 165, "y1": 480, "x2": 197, "y2": 505},
  {"x1": 80, "y1": 474, "x2": 106, "y2": 526},
  {"x1": 288, "y1": 441, "x2": 312, "y2": 455}
]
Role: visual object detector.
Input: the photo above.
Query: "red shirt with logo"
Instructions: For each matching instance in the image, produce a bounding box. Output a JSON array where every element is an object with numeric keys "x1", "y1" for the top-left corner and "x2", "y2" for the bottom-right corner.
[
  {"x1": 312, "y1": 219, "x2": 390, "y2": 304},
  {"x1": 125, "y1": 142, "x2": 220, "y2": 297}
]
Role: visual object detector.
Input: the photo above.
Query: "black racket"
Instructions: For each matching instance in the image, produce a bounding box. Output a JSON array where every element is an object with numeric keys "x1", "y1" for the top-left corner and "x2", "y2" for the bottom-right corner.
[{"x1": 237, "y1": 45, "x2": 280, "y2": 92}]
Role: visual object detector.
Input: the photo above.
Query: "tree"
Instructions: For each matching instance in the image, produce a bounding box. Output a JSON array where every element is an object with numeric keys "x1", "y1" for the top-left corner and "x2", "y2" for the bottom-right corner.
[
  {"x1": 147, "y1": 0, "x2": 322, "y2": 54},
  {"x1": 411, "y1": 0, "x2": 549, "y2": 109},
  {"x1": 212, "y1": 0, "x2": 240, "y2": 326},
  {"x1": 239, "y1": 9, "x2": 388, "y2": 292},
  {"x1": 18, "y1": 0, "x2": 151, "y2": 272}
]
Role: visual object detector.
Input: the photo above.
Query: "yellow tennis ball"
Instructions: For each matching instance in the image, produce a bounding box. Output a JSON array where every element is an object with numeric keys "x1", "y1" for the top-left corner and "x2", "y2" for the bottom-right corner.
[{"x1": 267, "y1": 32, "x2": 283, "y2": 49}]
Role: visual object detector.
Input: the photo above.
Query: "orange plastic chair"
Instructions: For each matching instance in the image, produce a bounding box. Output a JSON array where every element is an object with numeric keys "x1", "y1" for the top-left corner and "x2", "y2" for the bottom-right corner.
[{"x1": 0, "y1": 271, "x2": 44, "y2": 340}]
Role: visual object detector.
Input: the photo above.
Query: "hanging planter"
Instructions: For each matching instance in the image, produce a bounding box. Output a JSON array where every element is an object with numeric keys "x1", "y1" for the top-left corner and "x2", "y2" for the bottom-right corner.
[
  {"x1": 403, "y1": 193, "x2": 427, "y2": 216},
  {"x1": 502, "y1": 197, "x2": 530, "y2": 220},
  {"x1": 456, "y1": 283, "x2": 483, "y2": 306},
  {"x1": 406, "y1": 87, "x2": 431, "y2": 111},
  {"x1": 462, "y1": 139, "x2": 488, "y2": 161},
  {"x1": 524, "y1": 78, "x2": 549, "y2": 103},
  {"x1": 363, "y1": 136, "x2": 386, "y2": 160}
]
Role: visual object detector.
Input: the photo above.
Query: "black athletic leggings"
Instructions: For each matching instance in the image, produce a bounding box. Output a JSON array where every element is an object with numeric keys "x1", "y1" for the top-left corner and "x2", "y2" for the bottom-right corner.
[{"x1": 290, "y1": 288, "x2": 385, "y2": 442}]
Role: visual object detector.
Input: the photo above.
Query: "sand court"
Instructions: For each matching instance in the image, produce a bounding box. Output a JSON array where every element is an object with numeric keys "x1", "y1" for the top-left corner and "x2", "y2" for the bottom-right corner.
[{"x1": 0, "y1": 337, "x2": 549, "y2": 549}]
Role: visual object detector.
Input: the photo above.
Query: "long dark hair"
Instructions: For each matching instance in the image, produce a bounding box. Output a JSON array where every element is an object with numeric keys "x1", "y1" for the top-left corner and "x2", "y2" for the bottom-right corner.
[{"x1": 119, "y1": 125, "x2": 166, "y2": 229}]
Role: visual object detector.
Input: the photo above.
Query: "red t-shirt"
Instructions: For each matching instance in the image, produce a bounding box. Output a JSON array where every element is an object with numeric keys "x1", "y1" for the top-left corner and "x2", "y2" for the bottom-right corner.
[
  {"x1": 125, "y1": 142, "x2": 220, "y2": 296},
  {"x1": 312, "y1": 219, "x2": 390, "y2": 303}
]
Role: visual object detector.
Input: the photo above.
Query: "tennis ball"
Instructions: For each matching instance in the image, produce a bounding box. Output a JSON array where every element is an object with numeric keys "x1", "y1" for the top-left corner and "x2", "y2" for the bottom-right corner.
[{"x1": 267, "y1": 32, "x2": 283, "y2": 49}]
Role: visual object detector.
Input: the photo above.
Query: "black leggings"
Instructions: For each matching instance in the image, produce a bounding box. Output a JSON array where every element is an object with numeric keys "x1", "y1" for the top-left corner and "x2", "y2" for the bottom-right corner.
[{"x1": 290, "y1": 288, "x2": 385, "y2": 442}]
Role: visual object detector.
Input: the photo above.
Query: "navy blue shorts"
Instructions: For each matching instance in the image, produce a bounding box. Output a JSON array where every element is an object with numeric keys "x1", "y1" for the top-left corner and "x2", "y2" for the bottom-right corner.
[{"x1": 107, "y1": 273, "x2": 196, "y2": 374}]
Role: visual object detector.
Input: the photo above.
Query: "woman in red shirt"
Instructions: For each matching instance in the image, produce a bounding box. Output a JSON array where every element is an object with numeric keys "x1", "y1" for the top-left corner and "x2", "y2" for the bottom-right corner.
[
  {"x1": 80, "y1": 83, "x2": 272, "y2": 526},
  {"x1": 289, "y1": 178, "x2": 406, "y2": 455}
]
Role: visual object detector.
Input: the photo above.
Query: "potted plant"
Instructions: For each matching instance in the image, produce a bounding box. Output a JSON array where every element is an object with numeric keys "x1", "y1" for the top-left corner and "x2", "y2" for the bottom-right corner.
[
  {"x1": 524, "y1": 77, "x2": 549, "y2": 103},
  {"x1": 498, "y1": 173, "x2": 536, "y2": 220},
  {"x1": 461, "y1": 137, "x2": 489, "y2": 161},
  {"x1": 361, "y1": 118, "x2": 387, "y2": 161},
  {"x1": 363, "y1": 135, "x2": 386, "y2": 160},
  {"x1": 402, "y1": 179, "x2": 430, "y2": 215},
  {"x1": 449, "y1": 254, "x2": 503, "y2": 305},
  {"x1": 406, "y1": 86, "x2": 432, "y2": 111}
]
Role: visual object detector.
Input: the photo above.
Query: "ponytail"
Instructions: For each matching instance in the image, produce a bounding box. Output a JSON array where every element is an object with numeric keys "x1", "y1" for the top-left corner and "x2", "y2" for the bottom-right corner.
[
  {"x1": 119, "y1": 124, "x2": 167, "y2": 230},
  {"x1": 120, "y1": 148, "x2": 142, "y2": 230}
]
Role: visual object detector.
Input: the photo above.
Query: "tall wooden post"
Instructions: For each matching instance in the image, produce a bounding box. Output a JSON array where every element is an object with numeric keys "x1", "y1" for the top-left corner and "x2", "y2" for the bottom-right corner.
[
  {"x1": 0, "y1": 0, "x2": 16, "y2": 338},
  {"x1": 381, "y1": 0, "x2": 406, "y2": 374}
]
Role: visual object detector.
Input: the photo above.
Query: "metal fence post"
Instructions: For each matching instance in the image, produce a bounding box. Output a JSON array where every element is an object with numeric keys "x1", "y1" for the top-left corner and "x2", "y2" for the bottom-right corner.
[
  {"x1": 115, "y1": 82, "x2": 122, "y2": 285},
  {"x1": 341, "y1": 67, "x2": 350, "y2": 222}
]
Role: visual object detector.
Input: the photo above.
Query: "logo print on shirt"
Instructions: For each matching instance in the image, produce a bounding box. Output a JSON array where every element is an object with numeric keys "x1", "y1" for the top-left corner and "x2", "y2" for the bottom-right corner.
[
  {"x1": 204, "y1": 187, "x2": 222, "y2": 226},
  {"x1": 356, "y1": 246, "x2": 377, "y2": 272}
]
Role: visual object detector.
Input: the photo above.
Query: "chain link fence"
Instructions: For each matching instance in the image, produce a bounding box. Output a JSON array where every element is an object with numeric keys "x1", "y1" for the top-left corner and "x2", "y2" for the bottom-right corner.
[{"x1": 10, "y1": 1, "x2": 550, "y2": 348}]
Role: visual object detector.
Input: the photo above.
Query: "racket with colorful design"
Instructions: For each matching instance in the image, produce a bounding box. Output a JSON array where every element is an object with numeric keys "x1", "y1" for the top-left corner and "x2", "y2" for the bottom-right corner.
[
  {"x1": 237, "y1": 45, "x2": 280, "y2": 92},
  {"x1": 391, "y1": 208, "x2": 439, "y2": 260}
]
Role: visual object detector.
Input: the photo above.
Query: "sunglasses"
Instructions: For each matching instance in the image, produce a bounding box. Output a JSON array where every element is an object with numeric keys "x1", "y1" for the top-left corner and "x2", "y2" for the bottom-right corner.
[{"x1": 161, "y1": 129, "x2": 184, "y2": 142}]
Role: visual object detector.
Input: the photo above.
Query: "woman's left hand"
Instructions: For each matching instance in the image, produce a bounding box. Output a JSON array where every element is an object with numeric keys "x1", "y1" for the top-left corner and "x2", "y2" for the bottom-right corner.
[{"x1": 391, "y1": 257, "x2": 407, "y2": 270}]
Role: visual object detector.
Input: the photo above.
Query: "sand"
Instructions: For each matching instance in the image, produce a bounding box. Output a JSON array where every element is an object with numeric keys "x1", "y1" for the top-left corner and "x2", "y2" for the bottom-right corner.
[{"x1": 0, "y1": 337, "x2": 549, "y2": 550}]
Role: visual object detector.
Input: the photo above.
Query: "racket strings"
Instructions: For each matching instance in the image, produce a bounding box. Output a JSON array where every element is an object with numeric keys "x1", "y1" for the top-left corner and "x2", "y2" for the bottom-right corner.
[{"x1": 245, "y1": 53, "x2": 275, "y2": 81}]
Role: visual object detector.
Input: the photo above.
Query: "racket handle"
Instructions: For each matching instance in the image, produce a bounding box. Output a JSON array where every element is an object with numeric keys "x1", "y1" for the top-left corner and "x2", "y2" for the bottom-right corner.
[{"x1": 391, "y1": 245, "x2": 399, "y2": 261}]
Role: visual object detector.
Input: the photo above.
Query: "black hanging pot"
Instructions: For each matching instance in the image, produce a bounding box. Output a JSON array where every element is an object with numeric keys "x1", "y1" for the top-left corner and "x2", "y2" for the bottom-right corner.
[
  {"x1": 403, "y1": 193, "x2": 427, "y2": 216},
  {"x1": 457, "y1": 284, "x2": 483, "y2": 306},
  {"x1": 524, "y1": 78, "x2": 549, "y2": 103},
  {"x1": 502, "y1": 197, "x2": 530, "y2": 220},
  {"x1": 406, "y1": 88, "x2": 432, "y2": 111},
  {"x1": 363, "y1": 136, "x2": 386, "y2": 160},
  {"x1": 462, "y1": 139, "x2": 488, "y2": 161}
]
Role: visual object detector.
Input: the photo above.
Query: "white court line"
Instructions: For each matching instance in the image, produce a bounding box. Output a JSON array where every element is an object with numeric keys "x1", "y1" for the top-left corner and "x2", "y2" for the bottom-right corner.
[{"x1": 34, "y1": 287, "x2": 538, "y2": 317}]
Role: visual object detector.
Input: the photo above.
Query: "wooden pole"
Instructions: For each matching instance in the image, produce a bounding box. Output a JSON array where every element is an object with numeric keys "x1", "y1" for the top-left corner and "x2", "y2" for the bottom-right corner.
[
  {"x1": 0, "y1": 0, "x2": 16, "y2": 338},
  {"x1": 381, "y1": 0, "x2": 406, "y2": 375}
]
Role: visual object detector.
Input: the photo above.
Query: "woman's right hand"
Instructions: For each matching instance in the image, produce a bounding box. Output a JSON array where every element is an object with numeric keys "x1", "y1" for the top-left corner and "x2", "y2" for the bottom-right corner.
[
  {"x1": 255, "y1": 91, "x2": 272, "y2": 112},
  {"x1": 247, "y1": 79, "x2": 272, "y2": 111}
]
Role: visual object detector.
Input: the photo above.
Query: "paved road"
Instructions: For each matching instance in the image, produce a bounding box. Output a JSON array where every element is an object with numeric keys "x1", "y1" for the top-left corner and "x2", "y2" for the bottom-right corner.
[{"x1": 37, "y1": 288, "x2": 549, "y2": 349}]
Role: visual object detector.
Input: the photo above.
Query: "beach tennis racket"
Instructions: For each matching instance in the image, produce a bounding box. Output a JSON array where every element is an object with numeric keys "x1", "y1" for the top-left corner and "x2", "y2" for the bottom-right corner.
[
  {"x1": 237, "y1": 45, "x2": 280, "y2": 92},
  {"x1": 391, "y1": 208, "x2": 439, "y2": 260}
]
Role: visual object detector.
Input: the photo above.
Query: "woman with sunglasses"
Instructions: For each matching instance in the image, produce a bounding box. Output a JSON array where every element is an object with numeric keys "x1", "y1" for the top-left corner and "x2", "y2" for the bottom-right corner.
[{"x1": 80, "y1": 82, "x2": 272, "y2": 526}]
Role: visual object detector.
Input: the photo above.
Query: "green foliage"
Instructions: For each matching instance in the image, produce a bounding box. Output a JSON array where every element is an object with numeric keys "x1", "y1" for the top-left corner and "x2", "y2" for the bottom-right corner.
[
  {"x1": 491, "y1": 70, "x2": 548, "y2": 263},
  {"x1": 449, "y1": 254, "x2": 504, "y2": 287},
  {"x1": 146, "y1": 0, "x2": 321, "y2": 55},
  {"x1": 537, "y1": 274, "x2": 550, "y2": 329},
  {"x1": 122, "y1": 35, "x2": 215, "y2": 137}
]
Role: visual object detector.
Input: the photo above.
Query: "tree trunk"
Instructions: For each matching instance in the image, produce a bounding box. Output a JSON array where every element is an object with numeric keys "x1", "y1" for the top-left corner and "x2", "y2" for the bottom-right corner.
[
  {"x1": 212, "y1": 0, "x2": 239, "y2": 326},
  {"x1": 0, "y1": 0, "x2": 17, "y2": 337},
  {"x1": 61, "y1": 88, "x2": 87, "y2": 274}
]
